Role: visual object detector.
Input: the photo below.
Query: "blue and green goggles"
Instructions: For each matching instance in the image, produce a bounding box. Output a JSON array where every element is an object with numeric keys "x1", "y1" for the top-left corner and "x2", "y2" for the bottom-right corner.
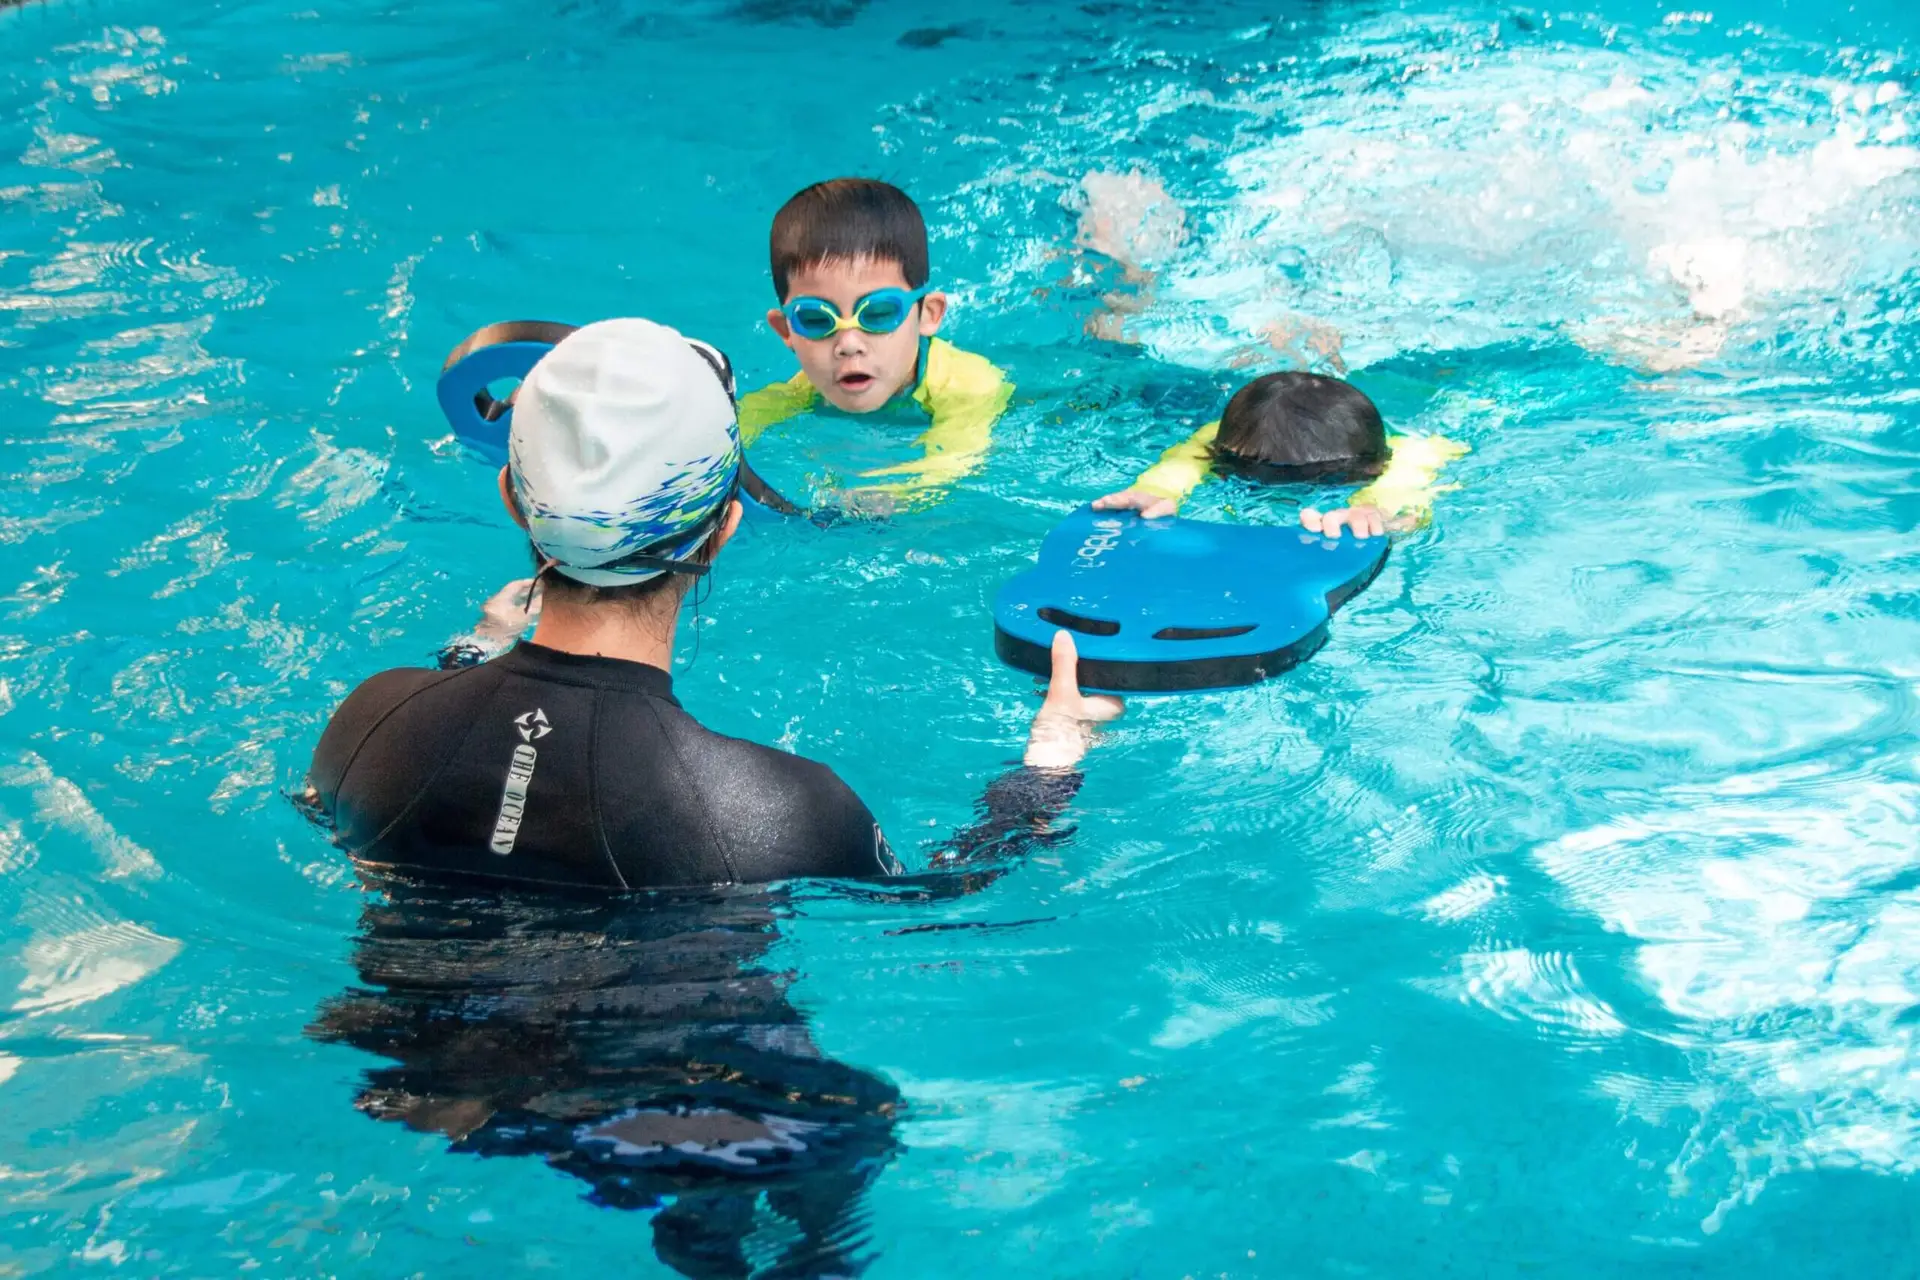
[{"x1": 781, "y1": 287, "x2": 929, "y2": 341}]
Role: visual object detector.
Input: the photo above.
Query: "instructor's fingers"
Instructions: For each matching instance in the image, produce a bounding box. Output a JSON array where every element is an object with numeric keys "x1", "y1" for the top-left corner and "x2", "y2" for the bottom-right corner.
[
  {"x1": 1045, "y1": 632, "x2": 1124, "y2": 720},
  {"x1": 1144, "y1": 498, "x2": 1177, "y2": 519},
  {"x1": 1300, "y1": 507, "x2": 1325, "y2": 534},
  {"x1": 1041, "y1": 629, "x2": 1081, "y2": 707}
]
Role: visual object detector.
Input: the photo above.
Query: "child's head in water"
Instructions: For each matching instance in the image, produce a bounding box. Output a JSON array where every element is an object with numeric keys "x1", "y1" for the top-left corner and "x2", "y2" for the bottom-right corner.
[
  {"x1": 1211, "y1": 372, "x2": 1388, "y2": 484},
  {"x1": 765, "y1": 179, "x2": 948, "y2": 414},
  {"x1": 1094, "y1": 369, "x2": 1405, "y2": 536}
]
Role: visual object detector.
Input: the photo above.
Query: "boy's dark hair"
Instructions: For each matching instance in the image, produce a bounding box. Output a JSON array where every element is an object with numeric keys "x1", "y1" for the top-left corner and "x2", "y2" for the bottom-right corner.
[
  {"x1": 1213, "y1": 372, "x2": 1388, "y2": 484},
  {"x1": 770, "y1": 179, "x2": 929, "y2": 300}
]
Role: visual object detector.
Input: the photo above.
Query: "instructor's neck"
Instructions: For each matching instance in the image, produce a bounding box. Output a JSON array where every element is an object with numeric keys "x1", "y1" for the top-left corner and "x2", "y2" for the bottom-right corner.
[{"x1": 530, "y1": 600, "x2": 678, "y2": 672}]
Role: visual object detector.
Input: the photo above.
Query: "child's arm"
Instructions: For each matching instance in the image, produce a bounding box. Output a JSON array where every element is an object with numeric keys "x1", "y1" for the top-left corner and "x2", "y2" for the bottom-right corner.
[
  {"x1": 1302, "y1": 432, "x2": 1470, "y2": 537},
  {"x1": 1092, "y1": 420, "x2": 1217, "y2": 518},
  {"x1": 854, "y1": 383, "x2": 1011, "y2": 500},
  {"x1": 1072, "y1": 170, "x2": 1188, "y2": 346},
  {"x1": 735, "y1": 374, "x2": 818, "y2": 448},
  {"x1": 854, "y1": 345, "x2": 1013, "y2": 507}
]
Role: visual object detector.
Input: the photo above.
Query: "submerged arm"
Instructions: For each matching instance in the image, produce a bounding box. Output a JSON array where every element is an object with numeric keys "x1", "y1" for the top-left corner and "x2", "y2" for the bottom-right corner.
[
  {"x1": 1352, "y1": 432, "x2": 1471, "y2": 522},
  {"x1": 930, "y1": 632, "x2": 1122, "y2": 870},
  {"x1": 856, "y1": 385, "x2": 1013, "y2": 506},
  {"x1": 736, "y1": 376, "x2": 818, "y2": 449},
  {"x1": 878, "y1": 633, "x2": 1122, "y2": 897},
  {"x1": 856, "y1": 344, "x2": 1014, "y2": 507},
  {"x1": 926, "y1": 765, "x2": 1085, "y2": 870},
  {"x1": 1093, "y1": 420, "x2": 1218, "y2": 518},
  {"x1": 1303, "y1": 432, "x2": 1470, "y2": 538}
]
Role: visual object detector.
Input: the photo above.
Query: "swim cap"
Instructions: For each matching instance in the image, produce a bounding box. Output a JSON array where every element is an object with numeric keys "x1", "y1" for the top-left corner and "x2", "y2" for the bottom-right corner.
[{"x1": 508, "y1": 318, "x2": 742, "y2": 586}]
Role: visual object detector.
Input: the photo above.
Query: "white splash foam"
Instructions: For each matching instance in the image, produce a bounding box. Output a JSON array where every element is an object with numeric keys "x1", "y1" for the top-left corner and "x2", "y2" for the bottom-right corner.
[{"x1": 1132, "y1": 16, "x2": 1920, "y2": 375}]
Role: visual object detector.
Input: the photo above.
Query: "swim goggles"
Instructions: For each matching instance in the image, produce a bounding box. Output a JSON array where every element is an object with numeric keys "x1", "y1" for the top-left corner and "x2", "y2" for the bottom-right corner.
[{"x1": 780, "y1": 287, "x2": 928, "y2": 341}]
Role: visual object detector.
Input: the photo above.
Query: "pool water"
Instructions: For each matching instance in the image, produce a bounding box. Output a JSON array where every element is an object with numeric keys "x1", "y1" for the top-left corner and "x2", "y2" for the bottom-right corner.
[{"x1": 3, "y1": 0, "x2": 1919, "y2": 1273}]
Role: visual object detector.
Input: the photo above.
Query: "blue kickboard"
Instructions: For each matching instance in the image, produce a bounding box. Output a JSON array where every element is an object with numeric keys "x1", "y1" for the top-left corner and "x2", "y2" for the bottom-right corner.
[
  {"x1": 436, "y1": 319, "x2": 798, "y2": 516},
  {"x1": 436, "y1": 320, "x2": 580, "y2": 466},
  {"x1": 992, "y1": 506, "x2": 1389, "y2": 693}
]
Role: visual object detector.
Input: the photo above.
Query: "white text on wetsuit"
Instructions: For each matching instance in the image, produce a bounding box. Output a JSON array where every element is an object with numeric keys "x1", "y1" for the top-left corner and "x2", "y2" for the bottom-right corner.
[{"x1": 490, "y1": 742, "x2": 539, "y2": 855}]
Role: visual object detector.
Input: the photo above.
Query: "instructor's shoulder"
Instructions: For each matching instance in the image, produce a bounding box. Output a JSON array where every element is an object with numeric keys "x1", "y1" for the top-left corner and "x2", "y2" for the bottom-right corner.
[
  {"x1": 327, "y1": 663, "x2": 472, "y2": 732},
  {"x1": 707, "y1": 733, "x2": 900, "y2": 879},
  {"x1": 310, "y1": 663, "x2": 481, "y2": 798},
  {"x1": 787, "y1": 759, "x2": 899, "y2": 878}
]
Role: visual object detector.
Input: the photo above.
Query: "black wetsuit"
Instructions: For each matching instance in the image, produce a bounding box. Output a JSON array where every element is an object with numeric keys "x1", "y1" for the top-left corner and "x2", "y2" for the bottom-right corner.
[
  {"x1": 308, "y1": 642, "x2": 898, "y2": 889},
  {"x1": 307, "y1": 647, "x2": 1084, "y2": 1273}
]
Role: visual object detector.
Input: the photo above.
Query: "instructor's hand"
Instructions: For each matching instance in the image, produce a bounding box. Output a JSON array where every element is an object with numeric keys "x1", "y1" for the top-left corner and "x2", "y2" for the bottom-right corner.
[
  {"x1": 476, "y1": 576, "x2": 542, "y2": 646},
  {"x1": 1024, "y1": 631, "x2": 1125, "y2": 769}
]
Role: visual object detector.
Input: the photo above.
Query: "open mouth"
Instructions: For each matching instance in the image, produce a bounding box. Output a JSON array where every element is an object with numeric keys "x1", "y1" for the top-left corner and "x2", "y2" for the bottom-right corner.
[{"x1": 836, "y1": 371, "x2": 877, "y2": 394}]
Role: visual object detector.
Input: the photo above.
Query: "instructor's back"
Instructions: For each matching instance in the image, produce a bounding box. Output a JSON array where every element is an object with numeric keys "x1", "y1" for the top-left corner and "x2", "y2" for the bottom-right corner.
[{"x1": 308, "y1": 319, "x2": 896, "y2": 889}]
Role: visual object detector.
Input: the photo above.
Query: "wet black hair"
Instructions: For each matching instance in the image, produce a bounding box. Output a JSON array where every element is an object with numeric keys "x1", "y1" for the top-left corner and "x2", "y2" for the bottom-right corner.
[
  {"x1": 1212, "y1": 372, "x2": 1388, "y2": 484},
  {"x1": 534, "y1": 546, "x2": 687, "y2": 607},
  {"x1": 530, "y1": 528, "x2": 726, "y2": 610},
  {"x1": 770, "y1": 178, "x2": 930, "y2": 301}
]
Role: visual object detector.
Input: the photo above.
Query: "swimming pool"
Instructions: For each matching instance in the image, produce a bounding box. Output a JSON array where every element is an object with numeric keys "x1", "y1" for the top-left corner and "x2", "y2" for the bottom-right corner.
[{"x1": 3, "y1": 0, "x2": 1918, "y2": 1272}]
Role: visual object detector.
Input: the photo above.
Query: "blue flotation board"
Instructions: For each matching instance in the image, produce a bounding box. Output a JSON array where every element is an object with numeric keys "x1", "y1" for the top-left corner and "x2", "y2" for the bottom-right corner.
[
  {"x1": 436, "y1": 320, "x2": 576, "y2": 466},
  {"x1": 993, "y1": 506, "x2": 1389, "y2": 693},
  {"x1": 436, "y1": 320, "x2": 801, "y2": 515}
]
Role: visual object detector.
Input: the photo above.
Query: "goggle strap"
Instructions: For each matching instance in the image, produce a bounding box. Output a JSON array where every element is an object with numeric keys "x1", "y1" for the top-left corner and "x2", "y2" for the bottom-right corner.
[
  {"x1": 585, "y1": 468, "x2": 740, "y2": 577},
  {"x1": 685, "y1": 338, "x2": 738, "y2": 403}
]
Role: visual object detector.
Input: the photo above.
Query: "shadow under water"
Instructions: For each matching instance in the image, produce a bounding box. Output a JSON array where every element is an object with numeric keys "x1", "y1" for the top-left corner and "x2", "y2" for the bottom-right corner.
[{"x1": 309, "y1": 885, "x2": 900, "y2": 1279}]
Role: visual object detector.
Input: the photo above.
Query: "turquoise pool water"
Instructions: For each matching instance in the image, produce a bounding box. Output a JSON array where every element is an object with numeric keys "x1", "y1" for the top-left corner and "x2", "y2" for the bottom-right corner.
[{"x1": 3, "y1": 0, "x2": 1919, "y2": 1273}]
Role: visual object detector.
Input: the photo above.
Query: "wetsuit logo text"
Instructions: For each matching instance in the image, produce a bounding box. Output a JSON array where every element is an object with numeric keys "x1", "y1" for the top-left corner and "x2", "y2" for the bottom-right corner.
[
  {"x1": 490, "y1": 742, "x2": 539, "y2": 855},
  {"x1": 1073, "y1": 518, "x2": 1124, "y2": 569}
]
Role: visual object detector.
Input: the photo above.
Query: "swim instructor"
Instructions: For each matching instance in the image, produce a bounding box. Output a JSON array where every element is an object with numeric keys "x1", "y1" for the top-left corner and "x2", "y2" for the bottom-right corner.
[{"x1": 307, "y1": 317, "x2": 1117, "y2": 889}]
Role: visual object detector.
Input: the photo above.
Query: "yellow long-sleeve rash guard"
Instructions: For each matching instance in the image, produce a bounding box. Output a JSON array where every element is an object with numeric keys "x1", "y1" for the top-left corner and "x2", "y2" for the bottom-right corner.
[
  {"x1": 1131, "y1": 420, "x2": 1468, "y2": 519},
  {"x1": 735, "y1": 337, "x2": 1013, "y2": 506}
]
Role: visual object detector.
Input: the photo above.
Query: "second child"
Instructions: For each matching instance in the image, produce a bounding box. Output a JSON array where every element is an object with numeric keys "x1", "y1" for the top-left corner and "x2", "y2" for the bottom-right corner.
[{"x1": 1093, "y1": 372, "x2": 1467, "y2": 538}]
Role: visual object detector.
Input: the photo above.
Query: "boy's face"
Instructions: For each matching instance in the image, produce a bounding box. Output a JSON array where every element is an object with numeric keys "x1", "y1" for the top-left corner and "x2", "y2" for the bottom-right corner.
[{"x1": 766, "y1": 257, "x2": 947, "y2": 413}]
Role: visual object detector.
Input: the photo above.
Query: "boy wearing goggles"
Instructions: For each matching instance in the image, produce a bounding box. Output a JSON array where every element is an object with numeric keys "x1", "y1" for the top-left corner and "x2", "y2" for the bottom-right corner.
[{"x1": 739, "y1": 179, "x2": 1012, "y2": 510}]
